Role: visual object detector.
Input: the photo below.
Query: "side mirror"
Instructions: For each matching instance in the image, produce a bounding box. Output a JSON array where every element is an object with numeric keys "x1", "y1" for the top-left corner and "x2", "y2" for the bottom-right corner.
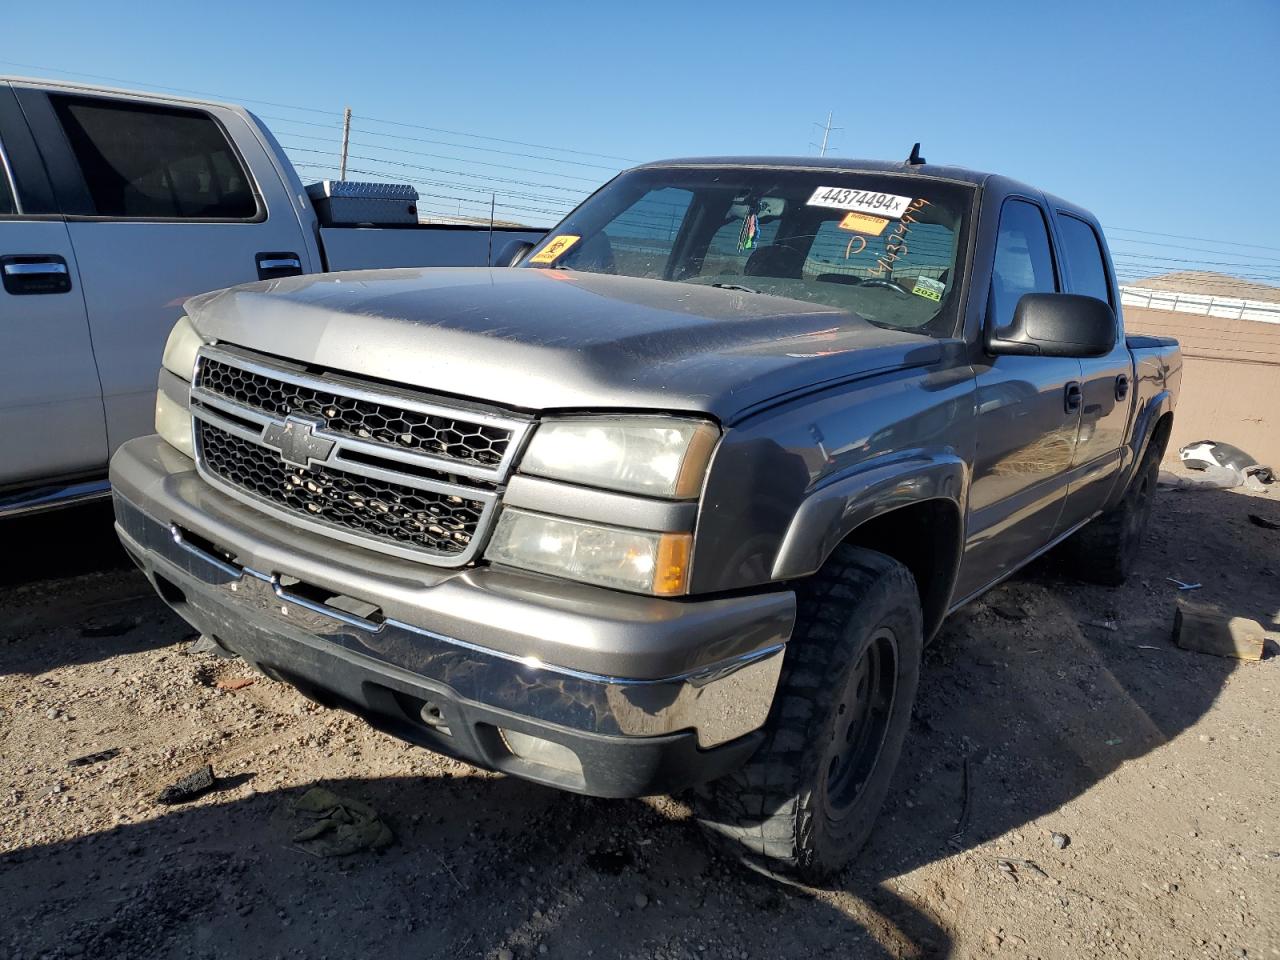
[
  {"x1": 987, "y1": 293, "x2": 1116, "y2": 358},
  {"x1": 493, "y1": 239, "x2": 536, "y2": 267}
]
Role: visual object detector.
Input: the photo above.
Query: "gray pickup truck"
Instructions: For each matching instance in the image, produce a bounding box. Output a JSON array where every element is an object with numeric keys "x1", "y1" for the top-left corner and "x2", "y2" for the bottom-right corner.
[{"x1": 110, "y1": 156, "x2": 1180, "y2": 879}]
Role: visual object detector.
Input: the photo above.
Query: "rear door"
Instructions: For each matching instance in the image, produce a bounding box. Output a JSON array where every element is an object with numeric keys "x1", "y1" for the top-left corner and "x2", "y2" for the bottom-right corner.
[
  {"x1": 1053, "y1": 211, "x2": 1131, "y2": 531},
  {"x1": 0, "y1": 84, "x2": 106, "y2": 489},
  {"x1": 13, "y1": 84, "x2": 313, "y2": 455}
]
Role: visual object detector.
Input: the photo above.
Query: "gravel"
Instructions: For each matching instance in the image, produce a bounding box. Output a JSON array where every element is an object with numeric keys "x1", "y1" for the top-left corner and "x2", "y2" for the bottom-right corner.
[{"x1": 1, "y1": 472, "x2": 1276, "y2": 958}]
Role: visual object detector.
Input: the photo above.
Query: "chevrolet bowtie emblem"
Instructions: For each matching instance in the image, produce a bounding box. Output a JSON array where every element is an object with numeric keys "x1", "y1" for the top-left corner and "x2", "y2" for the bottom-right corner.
[{"x1": 262, "y1": 415, "x2": 335, "y2": 467}]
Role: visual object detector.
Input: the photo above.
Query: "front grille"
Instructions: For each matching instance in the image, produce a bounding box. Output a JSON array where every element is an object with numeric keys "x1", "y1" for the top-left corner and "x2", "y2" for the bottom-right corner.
[
  {"x1": 199, "y1": 357, "x2": 511, "y2": 467},
  {"x1": 198, "y1": 422, "x2": 486, "y2": 556}
]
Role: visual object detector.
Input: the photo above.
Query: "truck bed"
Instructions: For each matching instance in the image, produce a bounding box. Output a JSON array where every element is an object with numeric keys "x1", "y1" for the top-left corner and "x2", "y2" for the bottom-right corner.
[{"x1": 319, "y1": 225, "x2": 545, "y2": 272}]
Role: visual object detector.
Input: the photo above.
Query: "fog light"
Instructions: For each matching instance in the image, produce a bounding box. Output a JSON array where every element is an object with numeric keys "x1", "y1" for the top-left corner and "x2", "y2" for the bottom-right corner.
[{"x1": 498, "y1": 728, "x2": 583, "y2": 778}]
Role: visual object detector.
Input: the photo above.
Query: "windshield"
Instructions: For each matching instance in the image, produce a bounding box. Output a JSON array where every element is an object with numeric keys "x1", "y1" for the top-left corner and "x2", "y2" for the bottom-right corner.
[{"x1": 522, "y1": 166, "x2": 974, "y2": 336}]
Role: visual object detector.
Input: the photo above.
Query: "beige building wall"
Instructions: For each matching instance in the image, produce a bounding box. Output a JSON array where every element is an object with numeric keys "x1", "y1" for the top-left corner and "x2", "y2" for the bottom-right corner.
[{"x1": 1124, "y1": 306, "x2": 1280, "y2": 466}]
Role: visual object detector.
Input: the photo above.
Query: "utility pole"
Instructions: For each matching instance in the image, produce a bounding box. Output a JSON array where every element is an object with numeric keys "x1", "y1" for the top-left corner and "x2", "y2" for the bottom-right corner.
[
  {"x1": 810, "y1": 112, "x2": 842, "y2": 157},
  {"x1": 339, "y1": 106, "x2": 352, "y2": 180},
  {"x1": 818, "y1": 111, "x2": 834, "y2": 157}
]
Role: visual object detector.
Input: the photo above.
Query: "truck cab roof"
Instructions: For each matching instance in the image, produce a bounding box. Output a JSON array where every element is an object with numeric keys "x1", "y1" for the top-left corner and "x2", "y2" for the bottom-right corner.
[{"x1": 634, "y1": 156, "x2": 1099, "y2": 227}]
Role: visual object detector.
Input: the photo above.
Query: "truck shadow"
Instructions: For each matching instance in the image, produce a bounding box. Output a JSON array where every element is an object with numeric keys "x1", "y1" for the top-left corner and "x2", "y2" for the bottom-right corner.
[
  {"x1": 0, "y1": 501, "x2": 132, "y2": 586},
  {"x1": 0, "y1": 502, "x2": 185, "y2": 674},
  {"x1": 838, "y1": 480, "x2": 1277, "y2": 937},
  {"x1": 2, "y1": 485, "x2": 1275, "y2": 958},
  {"x1": 2, "y1": 773, "x2": 944, "y2": 959}
]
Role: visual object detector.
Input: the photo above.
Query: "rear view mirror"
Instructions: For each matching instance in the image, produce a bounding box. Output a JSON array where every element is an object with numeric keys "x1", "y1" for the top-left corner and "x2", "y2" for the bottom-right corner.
[
  {"x1": 493, "y1": 239, "x2": 536, "y2": 267},
  {"x1": 987, "y1": 293, "x2": 1115, "y2": 358}
]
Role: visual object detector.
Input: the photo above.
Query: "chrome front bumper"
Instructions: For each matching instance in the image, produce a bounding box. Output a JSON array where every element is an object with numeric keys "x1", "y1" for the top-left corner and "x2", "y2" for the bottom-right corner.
[{"x1": 110, "y1": 436, "x2": 794, "y2": 793}]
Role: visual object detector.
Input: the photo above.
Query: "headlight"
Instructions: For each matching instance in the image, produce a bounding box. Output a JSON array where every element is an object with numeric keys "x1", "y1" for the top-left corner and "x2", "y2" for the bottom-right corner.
[
  {"x1": 155, "y1": 379, "x2": 194, "y2": 458},
  {"x1": 162, "y1": 315, "x2": 204, "y2": 382},
  {"x1": 485, "y1": 508, "x2": 692, "y2": 596},
  {"x1": 520, "y1": 417, "x2": 718, "y2": 499}
]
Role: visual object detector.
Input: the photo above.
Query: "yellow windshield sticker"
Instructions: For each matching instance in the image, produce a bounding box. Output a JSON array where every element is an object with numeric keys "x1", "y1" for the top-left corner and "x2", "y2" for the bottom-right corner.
[
  {"x1": 912, "y1": 276, "x2": 946, "y2": 302},
  {"x1": 838, "y1": 212, "x2": 890, "y2": 236},
  {"x1": 530, "y1": 234, "x2": 581, "y2": 264}
]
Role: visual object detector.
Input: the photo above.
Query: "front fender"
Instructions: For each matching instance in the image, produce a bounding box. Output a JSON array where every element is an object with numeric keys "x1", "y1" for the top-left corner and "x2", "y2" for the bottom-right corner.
[{"x1": 771, "y1": 451, "x2": 968, "y2": 580}]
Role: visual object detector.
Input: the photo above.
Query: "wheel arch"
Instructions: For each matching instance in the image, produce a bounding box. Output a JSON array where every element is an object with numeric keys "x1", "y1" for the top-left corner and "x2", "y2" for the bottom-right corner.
[{"x1": 771, "y1": 453, "x2": 967, "y2": 640}]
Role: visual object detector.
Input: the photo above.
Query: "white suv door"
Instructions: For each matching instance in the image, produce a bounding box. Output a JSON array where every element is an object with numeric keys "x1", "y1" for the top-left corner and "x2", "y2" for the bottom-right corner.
[
  {"x1": 0, "y1": 86, "x2": 106, "y2": 492},
  {"x1": 14, "y1": 84, "x2": 314, "y2": 456}
]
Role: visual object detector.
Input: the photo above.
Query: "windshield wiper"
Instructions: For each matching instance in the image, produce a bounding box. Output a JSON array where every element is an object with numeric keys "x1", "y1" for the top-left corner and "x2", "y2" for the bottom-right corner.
[{"x1": 709, "y1": 282, "x2": 762, "y2": 294}]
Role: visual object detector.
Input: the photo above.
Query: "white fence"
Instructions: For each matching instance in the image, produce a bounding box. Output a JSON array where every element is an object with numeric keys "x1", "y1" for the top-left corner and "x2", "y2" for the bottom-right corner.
[{"x1": 1119, "y1": 285, "x2": 1280, "y2": 324}]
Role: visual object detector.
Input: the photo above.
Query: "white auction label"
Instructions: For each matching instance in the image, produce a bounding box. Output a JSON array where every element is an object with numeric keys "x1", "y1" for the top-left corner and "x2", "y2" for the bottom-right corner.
[{"x1": 807, "y1": 186, "x2": 914, "y2": 218}]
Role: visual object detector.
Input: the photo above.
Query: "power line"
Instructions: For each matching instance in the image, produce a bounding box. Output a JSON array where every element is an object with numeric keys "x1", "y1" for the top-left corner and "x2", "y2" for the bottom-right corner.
[
  {"x1": 0, "y1": 58, "x2": 636, "y2": 165},
  {"x1": 1105, "y1": 225, "x2": 1280, "y2": 255}
]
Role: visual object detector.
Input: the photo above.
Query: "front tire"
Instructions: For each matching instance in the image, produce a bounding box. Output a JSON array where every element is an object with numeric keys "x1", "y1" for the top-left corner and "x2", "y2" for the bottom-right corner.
[{"x1": 694, "y1": 545, "x2": 923, "y2": 881}]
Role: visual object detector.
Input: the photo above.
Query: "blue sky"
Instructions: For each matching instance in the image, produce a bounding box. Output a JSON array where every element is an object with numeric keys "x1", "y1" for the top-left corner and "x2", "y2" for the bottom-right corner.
[{"x1": 4, "y1": 0, "x2": 1278, "y2": 284}]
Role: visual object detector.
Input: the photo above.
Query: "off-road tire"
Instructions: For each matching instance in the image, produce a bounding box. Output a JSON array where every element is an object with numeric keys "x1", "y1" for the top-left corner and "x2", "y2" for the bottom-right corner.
[
  {"x1": 1063, "y1": 443, "x2": 1160, "y2": 587},
  {"x1": 694, "y1": 545, "x2": 923, "y2": 881}
]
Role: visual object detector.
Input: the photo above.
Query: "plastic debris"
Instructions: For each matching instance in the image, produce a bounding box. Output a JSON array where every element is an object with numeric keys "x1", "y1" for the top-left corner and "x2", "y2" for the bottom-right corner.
[
  {"x1": 1174, "y1": 441, "x2": 1274, "y2": 492},
  {"x1": 67, "y1": 748, "x2": 120, "y2": 768}
]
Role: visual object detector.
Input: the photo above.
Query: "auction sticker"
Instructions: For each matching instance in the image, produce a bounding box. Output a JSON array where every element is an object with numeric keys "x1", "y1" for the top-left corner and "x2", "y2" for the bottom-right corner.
[
  {"x1": 837, "y1": 211, "x2": 890, "y2": 235},
  {"x1": 912, "y1": 276, "x2": 946, "y2": 302},
  {"x1": 530, "y1": 235, "x2": 580, "y2": 264},
  {"x1": 808, "y1": 186, "x2": 913, "y2": 218}
]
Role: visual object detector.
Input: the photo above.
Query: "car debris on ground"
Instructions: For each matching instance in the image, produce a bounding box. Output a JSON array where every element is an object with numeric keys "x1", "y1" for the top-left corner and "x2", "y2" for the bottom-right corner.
[
  {"x1": 289, "y1": 787, "x2": 393, "y2": 857},
  {"x1": 155, "y1": 764, "x2": 216, "y2": 805}
]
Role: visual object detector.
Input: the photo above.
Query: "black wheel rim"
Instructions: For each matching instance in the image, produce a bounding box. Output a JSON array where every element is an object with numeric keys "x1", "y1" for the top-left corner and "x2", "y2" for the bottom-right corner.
[
  {"x1": 1122, "y1": 467, "x2": 1155, "y2": 558},
  {"x1": 824, "y1": 628, "x2": 898, "y2": 820}
]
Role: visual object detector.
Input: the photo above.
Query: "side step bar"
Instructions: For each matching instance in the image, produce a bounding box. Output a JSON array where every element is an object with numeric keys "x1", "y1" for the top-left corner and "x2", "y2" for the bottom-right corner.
[{"x1": 0, "y1": 478, "x2": 111, "y2": 519}]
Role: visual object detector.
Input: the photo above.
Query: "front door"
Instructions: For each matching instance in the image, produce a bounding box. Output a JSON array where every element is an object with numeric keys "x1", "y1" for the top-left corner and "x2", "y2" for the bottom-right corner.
[
  {"x1": 0, "y1": 87, "x2": 106, "y2": 488},
  {"x1": 955, "y1": 197, "x2": 1081, "y2": 600}
]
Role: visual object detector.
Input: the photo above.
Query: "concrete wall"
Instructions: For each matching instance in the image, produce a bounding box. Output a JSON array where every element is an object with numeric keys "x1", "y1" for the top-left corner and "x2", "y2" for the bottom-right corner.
[{"x1": 1125, "y1": 306, "x2": 1280, "y2": 466}]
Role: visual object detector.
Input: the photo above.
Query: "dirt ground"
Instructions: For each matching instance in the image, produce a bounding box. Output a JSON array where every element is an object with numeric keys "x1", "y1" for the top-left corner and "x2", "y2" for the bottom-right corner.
[{"x1": 1, "y1": 473, "x2": 1277, "y2": 960}]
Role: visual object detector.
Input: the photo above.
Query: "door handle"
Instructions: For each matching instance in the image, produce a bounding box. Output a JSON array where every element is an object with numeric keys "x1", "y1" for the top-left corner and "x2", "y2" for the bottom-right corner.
[
  {"x1": 1, "y1": 255, "x2": 72, "y2": 295},
  {"x1": 256, "y1": 252, "x2": 304, "y2": 281},
  {"x1": 1064, "y1": 381, "x2": 1083, "y2": 414},
  {"x1": 1115, "y1": 374, "x2": 1130, "y2": 400}
]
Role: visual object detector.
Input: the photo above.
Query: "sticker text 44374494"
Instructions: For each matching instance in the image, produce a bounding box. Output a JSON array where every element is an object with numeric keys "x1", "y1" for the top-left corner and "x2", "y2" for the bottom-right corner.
[{"x1": 807, "y1": 186, "x2": 913, "y2": 218}]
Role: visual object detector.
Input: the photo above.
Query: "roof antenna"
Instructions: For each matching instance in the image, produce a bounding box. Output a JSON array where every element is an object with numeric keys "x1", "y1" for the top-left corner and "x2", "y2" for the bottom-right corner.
[{"x1": 906, "y1": 142, "x2": 926, "y2": 165}]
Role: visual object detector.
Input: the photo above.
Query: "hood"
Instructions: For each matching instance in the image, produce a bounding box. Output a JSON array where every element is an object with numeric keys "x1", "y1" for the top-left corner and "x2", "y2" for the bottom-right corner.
[{"x1": 186, "y1": 267, "x2": 941, "y2": 422}]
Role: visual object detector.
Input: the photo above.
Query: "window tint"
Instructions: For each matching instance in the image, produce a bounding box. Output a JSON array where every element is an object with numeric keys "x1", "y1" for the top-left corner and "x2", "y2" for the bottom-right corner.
[
  {"x1": 52, "y1": 96, "x2": 256, "y2": 220},
  {"x1": 564, "y1": 187, "x2": 693, "y2": 278},
  {"x1": 990, "y1": 199, "x2": 1057, "y2": 329},
  {"x1": 1057, "y1": 214, "x2": 1111, "y2": 304}
]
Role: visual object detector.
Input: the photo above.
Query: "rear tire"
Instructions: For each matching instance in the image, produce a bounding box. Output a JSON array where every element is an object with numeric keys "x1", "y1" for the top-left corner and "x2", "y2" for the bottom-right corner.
[
  {"x1": 694, "y1": 545, "x2": 923, "y2": 881},
  {"x1": 1063, "y1": 444, "x2": 1160, "y2": 587}
]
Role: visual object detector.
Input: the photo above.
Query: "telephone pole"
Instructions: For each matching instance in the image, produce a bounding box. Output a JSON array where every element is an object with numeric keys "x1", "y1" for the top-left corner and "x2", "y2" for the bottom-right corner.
[
  {"x1": 819, "y1": 111, "x2": 834, "y2": 157},
  {"x1": 339, "y1": 106, "x2": 352, "y2": 180},
  {"x1": 810, "y1": 112, "x2": 842, "y2": 157}
]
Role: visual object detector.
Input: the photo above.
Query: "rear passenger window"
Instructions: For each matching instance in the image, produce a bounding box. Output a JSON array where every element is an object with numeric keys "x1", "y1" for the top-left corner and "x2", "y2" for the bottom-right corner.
[
  {"x1": 51, "y1": 96, "x2": 257, "y2": 220},
  {"x1": 989, "y1": 199, "x2": 1057, "y2": 330},
  {"x1": 1057, "y1": 214, "x2": 1111, "y2": 304}
]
